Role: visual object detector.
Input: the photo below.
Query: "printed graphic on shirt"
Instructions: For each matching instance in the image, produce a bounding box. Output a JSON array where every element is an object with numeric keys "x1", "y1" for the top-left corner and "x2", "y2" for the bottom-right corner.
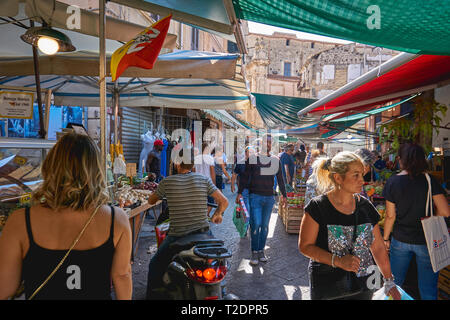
[{"x1": 327, "y1": 223, "x2": 375, "y2": 277}]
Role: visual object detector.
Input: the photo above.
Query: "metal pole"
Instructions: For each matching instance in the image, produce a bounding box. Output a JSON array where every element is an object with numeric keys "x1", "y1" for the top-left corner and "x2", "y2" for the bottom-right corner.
[
  {"x1": 30, "y1": 20, "x2": 46, "y2": 139},
  {"x1": 114, "y1": 84, "x2": 119, "y2": 144},
  {"x1": 99, "y1": 0, "x2": 107, "y2": 171}
]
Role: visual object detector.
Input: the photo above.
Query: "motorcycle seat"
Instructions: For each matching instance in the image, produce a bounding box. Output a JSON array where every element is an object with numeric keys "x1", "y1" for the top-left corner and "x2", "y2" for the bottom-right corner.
[{"x1": 168, "y1": 233, "x2": 219, "y2": 253}]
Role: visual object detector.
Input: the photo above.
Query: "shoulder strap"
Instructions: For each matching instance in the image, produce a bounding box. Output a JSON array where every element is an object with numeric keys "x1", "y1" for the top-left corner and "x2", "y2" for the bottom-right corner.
[
  {"x1": 109, "y1": 206, "x2": 115, "y2": 241},
  {"x1": 424, "y1": 173, "x2": 433, "y2": 217},
  {"x1": 24, "y1": 206, "x2": 35, "y2": 245}
]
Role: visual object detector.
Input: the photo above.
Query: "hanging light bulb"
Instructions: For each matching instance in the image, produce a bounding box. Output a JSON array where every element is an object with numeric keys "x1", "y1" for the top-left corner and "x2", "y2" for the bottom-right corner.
[
  {"x1": 37, "y1": 36, "x2": 59, "y2": 55},
  {"x1": 21, "y1": 26, "x2": 75, "y2": 55},
  {"x1": 347, "y1": 133, "x2": 353, "y2": 139}
]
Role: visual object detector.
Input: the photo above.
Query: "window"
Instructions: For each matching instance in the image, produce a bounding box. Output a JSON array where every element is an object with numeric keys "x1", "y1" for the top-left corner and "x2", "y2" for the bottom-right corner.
[
  {"x1": 284, "y1": 62, "x2": 292, "y2": 77},
  {"x1": 191, "y1": 27, "x2": 199, "y2": 50},
  {"x1": 227, "y1": 41, "x2": 239, "y2": 53},
  {"x1": 286, "y1": 39, "x2": 290, "y2": 46},
  {"x1": 311, "y1": 42, "x2": 315, "y2": 49}
]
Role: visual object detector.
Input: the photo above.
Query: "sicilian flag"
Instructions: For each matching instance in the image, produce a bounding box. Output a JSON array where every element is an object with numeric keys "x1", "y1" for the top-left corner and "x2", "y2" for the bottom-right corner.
[{"x1": 110, "y1": 14, "x2": 172, "y2": 81}]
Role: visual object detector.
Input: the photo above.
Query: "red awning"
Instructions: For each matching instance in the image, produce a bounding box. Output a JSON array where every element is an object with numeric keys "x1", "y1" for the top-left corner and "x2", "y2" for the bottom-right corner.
[{"x1": 308, "y1": 55, "x2": 450, "y2": 116}]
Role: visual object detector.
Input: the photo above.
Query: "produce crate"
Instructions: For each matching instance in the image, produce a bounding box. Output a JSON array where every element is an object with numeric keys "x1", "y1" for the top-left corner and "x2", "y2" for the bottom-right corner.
[{"x1": 281, "y1": 205, "x2": 304, "y2": 234}]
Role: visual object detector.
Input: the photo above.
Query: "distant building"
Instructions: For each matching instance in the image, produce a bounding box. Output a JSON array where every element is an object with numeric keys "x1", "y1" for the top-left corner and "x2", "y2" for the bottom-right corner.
[{"x1": 240, "y1": 21, "x2": 398, "y2": 128}]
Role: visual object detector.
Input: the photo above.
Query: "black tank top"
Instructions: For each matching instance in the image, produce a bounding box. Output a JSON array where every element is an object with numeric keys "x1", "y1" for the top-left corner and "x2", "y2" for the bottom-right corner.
[{"x1": 22, "y1": 207, "x2": 115, "y2": 300}]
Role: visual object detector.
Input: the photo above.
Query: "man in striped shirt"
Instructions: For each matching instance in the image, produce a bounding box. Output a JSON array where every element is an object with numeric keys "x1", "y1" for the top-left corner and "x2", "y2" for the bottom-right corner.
[
  {"x1": 237, "y1": 134, "x2": 287, "y2": 265},
  {"x1": 146, "y1": 147, "x2": 228, "y2": 299}
]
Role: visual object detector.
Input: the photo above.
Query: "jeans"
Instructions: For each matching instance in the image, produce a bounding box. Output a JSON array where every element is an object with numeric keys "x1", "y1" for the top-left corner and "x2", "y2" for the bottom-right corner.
[
  {"x1": 249, "y1": 193, "x2": 275, "y2": 252},
  {"x1": 146, "y1": 229, "x2": 213, "y2": 299},
  {"x1": 389, "y1": 237, "x2": 439, "y2": 300}
]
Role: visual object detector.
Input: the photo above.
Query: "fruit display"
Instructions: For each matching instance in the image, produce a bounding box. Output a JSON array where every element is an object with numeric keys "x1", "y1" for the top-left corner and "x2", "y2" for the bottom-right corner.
[
  {"x1": 286, "y1": 192, "x2": 305, "y2": 208},
  {"x1": 378, "y1": 169, "x2": 394, "y2": 181},
  {"x1": 364, "y1": 182, "x2": 384, "y2": 197},
  {"x1": 376, "y1": 204, "x2": 386, "y2": 228}
]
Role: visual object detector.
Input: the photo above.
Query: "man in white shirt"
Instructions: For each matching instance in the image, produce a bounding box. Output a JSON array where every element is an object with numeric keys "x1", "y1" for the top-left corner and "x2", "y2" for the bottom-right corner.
[{"x1": 193, "y1": 143, "x2": 216, "y2": 216}]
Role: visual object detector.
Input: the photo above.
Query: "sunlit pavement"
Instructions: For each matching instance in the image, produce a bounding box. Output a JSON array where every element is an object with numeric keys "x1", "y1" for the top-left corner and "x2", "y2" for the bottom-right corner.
[{"x1": 131, "y1": 183, "x2": 311, "y2": 300}]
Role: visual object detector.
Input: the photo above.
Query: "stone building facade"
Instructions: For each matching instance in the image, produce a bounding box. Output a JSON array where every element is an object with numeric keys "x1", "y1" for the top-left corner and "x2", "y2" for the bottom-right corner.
[{"x1": 241, "y1": 25, "x2": 399, "y2": 128}]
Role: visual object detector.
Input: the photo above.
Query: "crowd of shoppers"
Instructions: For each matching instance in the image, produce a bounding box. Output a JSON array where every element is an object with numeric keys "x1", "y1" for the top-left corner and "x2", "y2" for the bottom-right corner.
[{"x1": 0, "y1": 130, "x2": 447, "y2": 301}]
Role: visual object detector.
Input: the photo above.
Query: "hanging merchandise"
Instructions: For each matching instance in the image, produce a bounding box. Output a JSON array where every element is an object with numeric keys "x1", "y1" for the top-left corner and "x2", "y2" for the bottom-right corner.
[
  {"x1": 138, "y1": 123, "x2": 155, "y2": 178},
  {"x1": 113, "y1": 141, "x2": 127, "y2": 175},
  {"x1": 106, "y1": 153, "x2": 114, "y2": 185}
]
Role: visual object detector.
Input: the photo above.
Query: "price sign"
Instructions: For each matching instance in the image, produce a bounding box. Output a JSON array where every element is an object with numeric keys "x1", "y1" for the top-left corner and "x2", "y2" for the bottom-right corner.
[
  {"x1": 0, "y1": 91, "x2": 34, "y2": 119},
  {"x1": 126, "y1": 163, "x2": 136, "y2": 177}
]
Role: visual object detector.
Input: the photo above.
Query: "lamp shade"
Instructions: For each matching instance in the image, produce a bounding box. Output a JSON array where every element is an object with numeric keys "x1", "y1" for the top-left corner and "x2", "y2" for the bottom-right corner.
[{"x1": 20, "y1": 26, "x2": 76, "y2": 53}]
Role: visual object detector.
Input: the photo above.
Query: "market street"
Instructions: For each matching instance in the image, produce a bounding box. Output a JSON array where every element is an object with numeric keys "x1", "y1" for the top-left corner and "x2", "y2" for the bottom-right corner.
[{"x1": 131, "y1": 183, "x2": 311, "y2": 300}]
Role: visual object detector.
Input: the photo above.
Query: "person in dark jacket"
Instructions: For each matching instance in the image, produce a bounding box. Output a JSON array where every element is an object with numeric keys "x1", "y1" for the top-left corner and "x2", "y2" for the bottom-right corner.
[
  {"x1": 146, "y1": 139, "x2": 164, "y2": 182},
  {"x1": 237, "y1": 134, "x2": 287, "y2": 265}
]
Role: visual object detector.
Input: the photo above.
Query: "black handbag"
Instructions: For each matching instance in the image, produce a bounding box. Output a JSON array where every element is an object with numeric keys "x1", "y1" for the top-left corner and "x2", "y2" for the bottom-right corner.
[{"x1": 309, "y1": 196, "x2": 368, "y2": 300}]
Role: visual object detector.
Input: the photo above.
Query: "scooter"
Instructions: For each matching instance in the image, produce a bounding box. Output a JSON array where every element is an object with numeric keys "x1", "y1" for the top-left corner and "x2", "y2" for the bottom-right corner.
[{"x1": 150, "y1": 200, "x2": 239, "y2": 300}]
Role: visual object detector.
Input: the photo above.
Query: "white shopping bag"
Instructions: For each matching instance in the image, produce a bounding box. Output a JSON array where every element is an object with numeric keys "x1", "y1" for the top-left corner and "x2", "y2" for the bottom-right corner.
[
  {"x1": 421, "y1": 174, "x2": 450, "y2": 273},
  {"x1": 372, "y1": 285, "x2": 413, "y2": 300}
]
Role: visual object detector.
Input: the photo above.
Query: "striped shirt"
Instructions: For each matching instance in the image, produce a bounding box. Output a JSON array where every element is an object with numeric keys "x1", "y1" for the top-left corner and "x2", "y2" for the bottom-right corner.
[{"x1": 156, "y1": 172, "x2": 218, "y2": 236}]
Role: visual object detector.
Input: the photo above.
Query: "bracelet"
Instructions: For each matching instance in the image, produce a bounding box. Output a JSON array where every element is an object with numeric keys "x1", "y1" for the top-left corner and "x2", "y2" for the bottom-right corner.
[
  {"x1": 331, "y1": 253, "x2": 337, "y2": 268},
  {"x1": 383, "y1": 239, "x2": 390, "y2": 242},
  {"x1": 383, "y1": 278, "x2": 396, "y2": 295}
]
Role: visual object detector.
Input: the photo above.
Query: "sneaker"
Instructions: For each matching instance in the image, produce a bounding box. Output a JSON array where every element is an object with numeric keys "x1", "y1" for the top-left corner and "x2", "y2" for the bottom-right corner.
[
  {"x1": 258, "y1": 250, "x2": 268, "y2": 262},
  {"x1": 250, "y1": 251, "x2": 259, "y2": 265}
]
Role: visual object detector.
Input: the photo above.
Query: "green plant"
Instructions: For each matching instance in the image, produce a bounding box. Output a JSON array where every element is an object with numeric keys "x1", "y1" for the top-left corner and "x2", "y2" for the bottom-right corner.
[{"x1": 379, "y1": 96, "x2": 447, "y2": 154}]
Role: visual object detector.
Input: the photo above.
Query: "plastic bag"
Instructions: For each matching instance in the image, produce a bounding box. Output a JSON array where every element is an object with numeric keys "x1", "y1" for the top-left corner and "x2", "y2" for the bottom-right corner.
[
  {"x1": 232, "y1": 199, "x2": 249, "y2": 238},
  {"x1": 372, "y1": 285, "x2": 414, "y2": 300},
  {"x1": 155, "y1": 220, "x2": 170, "y2": 248}
]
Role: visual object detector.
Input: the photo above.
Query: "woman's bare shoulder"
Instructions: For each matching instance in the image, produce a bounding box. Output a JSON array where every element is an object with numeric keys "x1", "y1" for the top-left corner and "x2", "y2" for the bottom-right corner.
[{"x1": 111, "y1": 206, "x2": 130, "y2": 229}]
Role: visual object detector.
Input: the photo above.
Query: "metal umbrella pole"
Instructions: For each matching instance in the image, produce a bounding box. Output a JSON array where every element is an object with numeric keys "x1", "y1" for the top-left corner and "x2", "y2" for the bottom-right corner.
[
  {"x1": 99, "y1": 0, "x2": 107, "y2": 174},
  {"x1": 30, "y1": 20, "x2": 46, "y2": 139}
]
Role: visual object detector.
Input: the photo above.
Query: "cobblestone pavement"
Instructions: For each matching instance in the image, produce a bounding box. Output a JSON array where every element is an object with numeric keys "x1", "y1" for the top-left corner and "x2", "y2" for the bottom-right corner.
[{"x1": 131, "y1": 183, "x2": 311, "y2": 300}]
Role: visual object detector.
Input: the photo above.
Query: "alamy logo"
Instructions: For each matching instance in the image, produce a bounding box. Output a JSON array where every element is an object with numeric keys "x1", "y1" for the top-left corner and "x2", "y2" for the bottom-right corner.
[
  {"x1": 66, "y1": 265, "x2": 81, "y2": 290},
  {"x1": 366, "y1": 5, "x2": 381, "y2": 30},
  {"x1": 66, "y1": 5, "x2": 81, "y2": 30}
]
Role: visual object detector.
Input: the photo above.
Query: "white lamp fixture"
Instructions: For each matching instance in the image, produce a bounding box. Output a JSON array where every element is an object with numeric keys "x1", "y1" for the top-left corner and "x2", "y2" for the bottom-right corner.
[{"x1": 347, "y1": 133, "x2": 353, "y2": 139}]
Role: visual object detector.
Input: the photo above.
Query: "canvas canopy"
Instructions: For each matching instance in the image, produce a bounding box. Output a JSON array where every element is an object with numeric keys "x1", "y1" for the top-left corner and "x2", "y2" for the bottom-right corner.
[
  {"x1": 252, "y1": 93, "x2": 316, "y2": 128},
  {"x1": 0, "y1": 0, "x2": 177, "y2": 47},
  {"x1": 298, "y1": 54, "x2": 450, "y2": 117},
  {"x1": 233, "y1": 0, "x2": 450, "y2": 55},
  {"x1": 0, "y1": 51, "x2": 251, "y2": 110}
]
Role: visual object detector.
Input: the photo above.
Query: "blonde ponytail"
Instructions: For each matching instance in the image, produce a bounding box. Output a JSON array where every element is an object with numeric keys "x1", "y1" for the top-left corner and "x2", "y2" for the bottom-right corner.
[{"x1": 314, "y1": 151, "x2": 364, "y2": 194}]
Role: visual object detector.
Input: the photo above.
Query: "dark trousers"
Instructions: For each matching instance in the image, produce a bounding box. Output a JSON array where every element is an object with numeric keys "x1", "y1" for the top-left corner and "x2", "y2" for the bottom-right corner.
[{"x1": 215, "y1": 175, "x2": 223, "y2": 190}]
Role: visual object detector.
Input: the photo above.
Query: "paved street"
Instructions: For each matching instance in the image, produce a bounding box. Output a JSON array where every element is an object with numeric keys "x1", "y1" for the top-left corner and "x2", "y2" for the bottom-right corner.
[{"x1": 131, "y1": 183, "x2": 311, "y2": 300}]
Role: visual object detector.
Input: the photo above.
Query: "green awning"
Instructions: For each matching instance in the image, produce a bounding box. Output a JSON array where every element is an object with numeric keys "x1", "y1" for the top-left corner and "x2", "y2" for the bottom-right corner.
[
  {"x1": 329, "y1": 94, "x2": 419, "y2": 123},
  {"x1": 252, "y1": 93, "x2": 316, "y2": 127},
  {"x1": 233, "y1": 0, "x2": 450, "y2": 55},
  {"x1": 319, "y1": 94, "x2": 420, "y2": 138}
]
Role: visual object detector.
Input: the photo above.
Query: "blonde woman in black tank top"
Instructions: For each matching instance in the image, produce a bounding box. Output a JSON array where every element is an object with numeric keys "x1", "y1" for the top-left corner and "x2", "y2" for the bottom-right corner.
[{"x1": 0, "y1": 133, "x2": 132, "y2": 300}]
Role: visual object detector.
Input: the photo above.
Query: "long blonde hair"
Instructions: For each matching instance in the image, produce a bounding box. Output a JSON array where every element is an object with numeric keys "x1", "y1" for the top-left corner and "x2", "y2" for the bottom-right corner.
[
  {"x1": 33, "y1": 133, "x2": 110, "y2": 211},
  {"x1": 314, "y1": 151, "x2": 364, "y2": 194}
]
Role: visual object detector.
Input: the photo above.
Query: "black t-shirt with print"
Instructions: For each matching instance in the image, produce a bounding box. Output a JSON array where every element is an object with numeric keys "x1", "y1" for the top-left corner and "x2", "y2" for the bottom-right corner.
[
  {"x1": 382, "y1": 173, "x2": 446, "y2": 245},
  {"x1": 304, "y1": 194, "x2": 380, "y2": 277}
]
